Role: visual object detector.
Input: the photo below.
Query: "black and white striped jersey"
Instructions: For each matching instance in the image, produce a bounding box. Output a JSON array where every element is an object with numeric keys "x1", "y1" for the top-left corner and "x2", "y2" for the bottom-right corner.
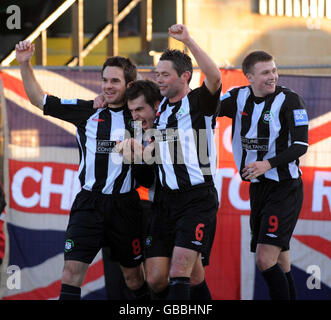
[
  {"x1": 153, "y1": 82, "x2": 221, "y2": 191},
  {"x1": 43, "y1": 95, "x2": 135, "y2": 194},
  {"x1": 217, "y1": 85, "x2": 309, "y2": 182}
]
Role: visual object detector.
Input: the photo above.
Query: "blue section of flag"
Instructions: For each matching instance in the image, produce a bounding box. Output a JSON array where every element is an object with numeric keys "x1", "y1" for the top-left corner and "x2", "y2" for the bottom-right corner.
[
  {"x1": 6, "y1": 100, "x2": 77, "y2": 148},
  {"x1": 278, "y1": 75, "x2": 331, "y2": 121},
  {"x1": 50, "y1": 70, "x2": 101, "y2": 94},
  {"x1": 253, "y1": 265, "x2": 331, "y2": 300},
  {"x1": 7, "y1": 223, "x2": 65, "y2": 269},
  {"x1": 82, "y1": 287, "x2": 108, "y2": 300}
]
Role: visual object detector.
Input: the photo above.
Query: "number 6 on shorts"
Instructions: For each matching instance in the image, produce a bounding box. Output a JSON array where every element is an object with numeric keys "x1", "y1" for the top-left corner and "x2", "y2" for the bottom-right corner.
[{"x1": 195, "y1": 223, "x2": 205, "y2": 241}]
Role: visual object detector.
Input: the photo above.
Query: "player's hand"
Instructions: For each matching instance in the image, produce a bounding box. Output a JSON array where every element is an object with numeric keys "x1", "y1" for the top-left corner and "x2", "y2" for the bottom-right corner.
[
  {"x1": 242, "y1": 160, "x2": 271, "y2": 180},
  {"x1": 15, "y1": 40, "x2": 35, "y2": 64},
  {"x1": 93, "y1": 94, "x2": 107, "y2": 109},
  {"x1": 116, "y1": 139, "x2": 134, "y2": 163},
  {"x1": 127, "y1": 138, "x2": 155, "y2": 164},
  {"x1": 168, "y1": 24, "x2": 190, "y2": 43}
]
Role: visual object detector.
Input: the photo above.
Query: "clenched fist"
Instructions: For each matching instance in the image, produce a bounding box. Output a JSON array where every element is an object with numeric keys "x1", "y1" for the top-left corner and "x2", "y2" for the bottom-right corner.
[{"x1": 15, "y1": 40, "x2": 34, "y2": 64}]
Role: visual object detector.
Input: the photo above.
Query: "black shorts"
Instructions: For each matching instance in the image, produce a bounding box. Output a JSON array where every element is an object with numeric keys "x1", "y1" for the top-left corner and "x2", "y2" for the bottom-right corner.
[
  {"x1": 145, "y1": 183, "x2": 218, "y2": 266},
  {"x1": 249, "y1": 178, "x2": 303, "y2": 253},
  {"x1": 64, "y1": 189, "x2": 144, "y2": 267}
]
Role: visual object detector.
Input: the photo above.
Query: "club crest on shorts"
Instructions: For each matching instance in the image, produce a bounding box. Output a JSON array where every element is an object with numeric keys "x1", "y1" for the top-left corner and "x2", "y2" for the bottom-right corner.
[
  {"x1": 64, "y1": 239, "x2": 74, "y2": 252},
  {"x1": 145, "y1": 236, "x2": 152, "y2": 247}
]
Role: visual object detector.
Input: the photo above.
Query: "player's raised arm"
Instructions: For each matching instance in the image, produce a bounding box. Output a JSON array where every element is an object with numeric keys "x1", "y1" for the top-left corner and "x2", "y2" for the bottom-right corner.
[
  {"x1": 16, "y1": 40, "x2": 45, "y2": 109},
  {"x1": 168, "y1": 24, "x2": 221, "y2": 94}
]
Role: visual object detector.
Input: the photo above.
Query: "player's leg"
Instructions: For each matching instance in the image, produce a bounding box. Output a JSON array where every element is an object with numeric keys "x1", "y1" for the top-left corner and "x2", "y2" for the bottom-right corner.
[
  {"x1": 275, "y1": 178, "x2": 303, "y2": 300},
  {"x1": 256, "y1": 243, "x2": 281, "y2": 271},
  {"x1": 120, "y1": 263, "x2": 145, "y2": 290},
  {"x1": 190, "y1": 210, "x2": 216, "y2": 300},
  {"x1": 250, "y1": 179, "x2": 302, "y2": 300},
  {"x1": 59, "y1": 190, "x2": 102, "y2": 300},
  {"x1": 166, "y1": 246, "x2": 198, "y2": 300},
  {"x1": 278, "y1": 250, "x2": 296, "y2": 300},
  {"x1": 277, "y1": 250, "x2": 290, "y2": 272},
  {"x1": 144, "y1": 192, "x2": 172, "y2": 299},
  {"x1": 166, "y1": 185, "x2": 218, "y2": 300},
  {"x1": 60, "y1": 260, "x2": 89, "y2": 300},
  {"x1": 145, "y1": 256, "x2": 170, "y2": 299},
  {"x1": 256, "y1": 243, "x2": 290, "y2": 300},
  {"x1": 190, "y1": 255, "x2": 212, "y2": 300},
  {"x1": 111, "y1": 191, "x2": 150, "y2": 300},
  {"x1": 120, "y1": 263, "x2": 150, "y2": 300}
]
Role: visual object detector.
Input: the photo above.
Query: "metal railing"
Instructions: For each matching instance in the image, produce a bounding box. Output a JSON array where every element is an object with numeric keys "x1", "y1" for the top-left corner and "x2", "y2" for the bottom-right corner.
[{"x1": 0, "y1": 0, "x2": 153, "y2": 67}]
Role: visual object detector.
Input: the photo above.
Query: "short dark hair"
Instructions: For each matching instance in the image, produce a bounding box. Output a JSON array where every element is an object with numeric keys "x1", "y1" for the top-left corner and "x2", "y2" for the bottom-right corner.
[
  {"x1": 242, "y1": 51, "x2": 273, "y2": 75},
  {"x1": 102, "y1": 56, "x2": 137, "y2": 84},
  {"x1": 126, "y1": 80, "x2": 162, "y2": 108},
  {"x1": 159, "y1": 49, "x2": 193, "y2": 84}
]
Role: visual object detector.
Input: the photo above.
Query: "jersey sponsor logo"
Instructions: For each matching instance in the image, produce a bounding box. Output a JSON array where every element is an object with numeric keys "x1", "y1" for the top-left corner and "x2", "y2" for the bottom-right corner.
[
  {"x1": 96, "y1": 140, "x2": 118, "y2": 154},
  {"x1": 241, "y1": 137, "x2": 269, "y2": 151},
  {"x1": 191, "y1": 240, "x2": 203, "y2": 246},
  {"x1": 154, "y1": 128, "x2": 179, "y2": 143},
  {"x1": 293, "y1": 109, "x2": 309, "y2": 126},
  {"x1": 240, "y1": 111, "x2": 248, "y2": 116}
]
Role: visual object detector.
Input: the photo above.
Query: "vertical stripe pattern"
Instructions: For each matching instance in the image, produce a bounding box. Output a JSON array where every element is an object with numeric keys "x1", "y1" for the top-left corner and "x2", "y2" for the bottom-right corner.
[
  {"x1": 154, "y1": 89, "x2": 217, "y2": 191},
  {"x1": 44, "y1": 96, "x2": 134, "y2": 194},
  {"x1": 219, "y1": 86, "x2": 308, "y2": 182}
]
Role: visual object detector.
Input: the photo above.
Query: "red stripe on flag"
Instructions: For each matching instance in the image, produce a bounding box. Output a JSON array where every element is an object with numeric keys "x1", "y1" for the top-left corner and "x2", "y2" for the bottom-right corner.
[
  {"x1": 3, "y1": 280, "x2": 61, "y2": 300},
  {"x1": 293, "y1": 235, "x2": 331, "y2": 259},
  {"x1": 308, "y1": 122, "x2": 331, "y2": 145},
  {"x1": 3, "y1": 260, "x2": 104, "y2": 300},
  {"x1": 206, "y1": 209, "x2": 241, "y2": 300},
  {"x1": 82, "y1": 259, "x2": 104, "y2": 285},
  {"x1": 0, "y1": 71, "x2": 28, "y2": 100}
]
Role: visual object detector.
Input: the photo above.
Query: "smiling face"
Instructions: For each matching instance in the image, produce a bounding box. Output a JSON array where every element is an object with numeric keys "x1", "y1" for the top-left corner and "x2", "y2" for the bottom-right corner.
[
  {"x1": 101, "y1": 66, "x2": 127, "y2": 107},
  {"x1": 127, "y1": 94, "x2": 158, "y2": 130},
  {"x1": 155, "y1": 60, "x2": 189, "y2": 102},
  {"x1": 246, "y1": 60, "x2": 279, "y2": 97}
]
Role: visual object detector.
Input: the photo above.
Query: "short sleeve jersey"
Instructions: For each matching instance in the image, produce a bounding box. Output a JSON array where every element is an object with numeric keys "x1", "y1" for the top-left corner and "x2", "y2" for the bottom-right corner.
[
  {"x1": 153, "y1": 82, "x2": 221, "y2": 191},
  {"x1": 43, "y1": 95, "x2": 134, "y2": 194}
]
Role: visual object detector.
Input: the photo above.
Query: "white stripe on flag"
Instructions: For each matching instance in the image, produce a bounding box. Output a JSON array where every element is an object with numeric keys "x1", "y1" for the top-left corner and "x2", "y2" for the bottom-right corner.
[
  {"x1": 5, "y1": 209, "x2": 69, "y2": 231},
  {"x1": 2, "y1": 253, "x2": 64, "y2": 298}
]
